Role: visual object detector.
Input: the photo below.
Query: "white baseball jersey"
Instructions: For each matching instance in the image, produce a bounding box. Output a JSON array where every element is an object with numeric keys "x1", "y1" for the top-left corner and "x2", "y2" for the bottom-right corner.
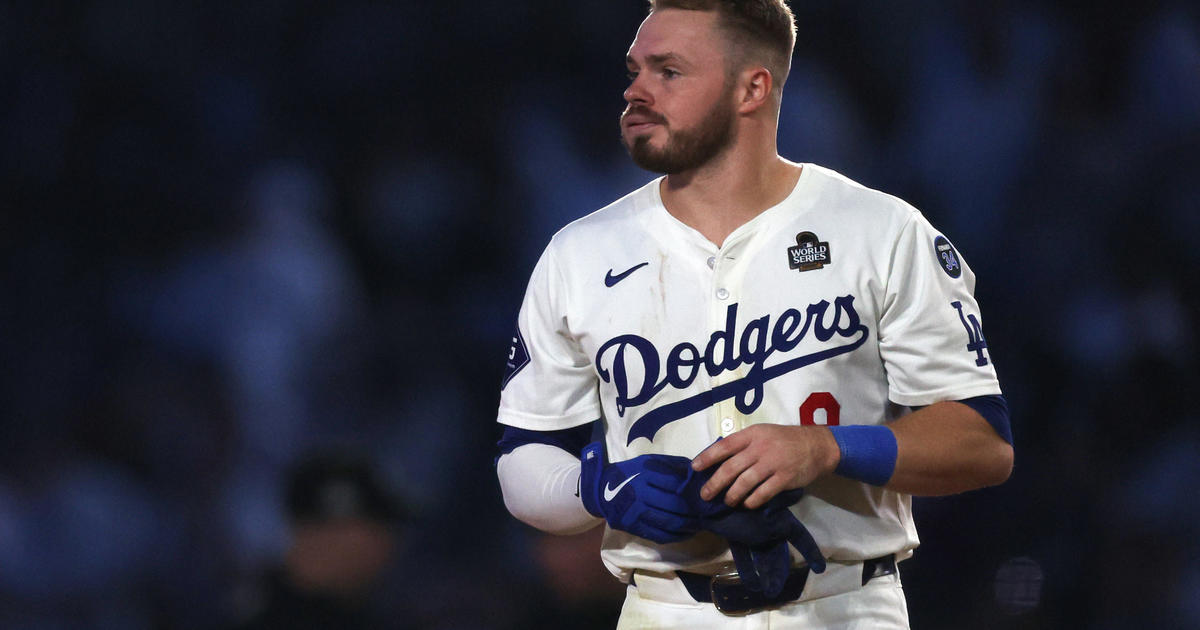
[{"x1": 497, "y1": 163, "x2": 1002, "y2": 583}]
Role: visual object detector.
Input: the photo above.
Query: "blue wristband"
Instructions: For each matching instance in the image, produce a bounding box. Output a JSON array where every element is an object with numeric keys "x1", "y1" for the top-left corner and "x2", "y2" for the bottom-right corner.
[{"x1": 829, "y1": 425, "x2": 897, "y2": 486}]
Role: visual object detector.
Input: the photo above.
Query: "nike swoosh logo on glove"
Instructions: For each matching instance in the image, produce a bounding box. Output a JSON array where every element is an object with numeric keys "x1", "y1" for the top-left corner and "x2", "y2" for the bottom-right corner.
[
  {"x1": 603, "y1": 473, "x2": 640, "y2": 501},
  {"x1": 605, "y1": 262, "x2": 649, "y2": 287}
]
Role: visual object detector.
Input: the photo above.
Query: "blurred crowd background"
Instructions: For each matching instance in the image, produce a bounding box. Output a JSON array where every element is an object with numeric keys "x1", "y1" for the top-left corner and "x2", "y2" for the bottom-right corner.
[{"x1": 2, "y1": 1, "x2": 1198, "y2": 628}]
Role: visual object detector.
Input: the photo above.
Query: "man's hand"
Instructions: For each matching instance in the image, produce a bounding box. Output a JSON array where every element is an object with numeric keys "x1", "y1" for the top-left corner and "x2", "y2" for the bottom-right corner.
[
  {"x1": 578, "y1": 442, "x2": 700, "y2": 543},
  {"x1": 691, "y1": 424, "x2": 841, "y2": 509}
]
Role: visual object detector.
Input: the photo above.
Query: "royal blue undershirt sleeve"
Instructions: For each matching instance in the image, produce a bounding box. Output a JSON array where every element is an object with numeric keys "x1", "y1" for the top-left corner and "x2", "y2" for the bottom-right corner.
[
  {"x1": 958, "y1": 394, "x2": 1012, "y2": 444},
  {"x1": 496, "y1": 422, "x2": 595, "y2": 460}
]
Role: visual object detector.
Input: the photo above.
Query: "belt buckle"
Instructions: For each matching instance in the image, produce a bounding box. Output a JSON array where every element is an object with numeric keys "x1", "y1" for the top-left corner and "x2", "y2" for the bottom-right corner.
[{"x1": 709, "y1": 570, "x2": 765, "y2": 616}]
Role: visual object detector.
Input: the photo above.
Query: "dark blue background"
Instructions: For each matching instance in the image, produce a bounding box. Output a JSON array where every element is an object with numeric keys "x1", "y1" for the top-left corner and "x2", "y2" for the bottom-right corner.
[{"x1": 2, "y1": 1, "x2": 1198, "y2": 628}]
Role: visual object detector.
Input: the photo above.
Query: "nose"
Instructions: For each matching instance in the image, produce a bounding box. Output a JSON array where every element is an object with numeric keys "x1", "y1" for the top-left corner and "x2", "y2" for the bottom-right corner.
[{"x1": 624, "y1": 74, "x2": 651, "y2": 106}]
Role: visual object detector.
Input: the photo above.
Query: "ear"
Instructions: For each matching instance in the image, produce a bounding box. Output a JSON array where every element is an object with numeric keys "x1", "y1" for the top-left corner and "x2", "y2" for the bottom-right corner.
[{"x1": 736, "y1": 66, "x2": 774, "y2": 115}]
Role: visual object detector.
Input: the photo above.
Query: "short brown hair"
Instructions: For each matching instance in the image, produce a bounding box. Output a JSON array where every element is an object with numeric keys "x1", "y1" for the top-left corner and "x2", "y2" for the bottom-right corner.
[{"x1": 648, "y1": 0, "x2": 796, "y2": 92}]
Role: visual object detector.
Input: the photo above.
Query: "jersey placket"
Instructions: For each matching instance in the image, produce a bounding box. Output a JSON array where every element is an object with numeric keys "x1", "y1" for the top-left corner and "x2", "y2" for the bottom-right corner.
[{"x1": 706, "y1": 226, "x2": 759, "y2": 440}]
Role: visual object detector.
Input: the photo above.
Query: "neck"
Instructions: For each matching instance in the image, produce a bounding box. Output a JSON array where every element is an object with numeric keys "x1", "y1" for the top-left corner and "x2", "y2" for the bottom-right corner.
[{"x1": 659, "y1": 136, "x2": 800, "y2": 247}]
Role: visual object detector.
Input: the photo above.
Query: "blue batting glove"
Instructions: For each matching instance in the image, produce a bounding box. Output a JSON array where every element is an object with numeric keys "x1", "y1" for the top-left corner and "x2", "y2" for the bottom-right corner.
[
  {"x1": 673, "y1": 464, "x2": 827, "y2": 597},
  {"x1": 711, "y1": 491, "x2": 826, "y2": 597},
  {"x1": 579, "y1": 441, "x2": 701, "y2": 544},
  {"x1": 730, "y1": 539, "x2": 792, "y2": 597}
]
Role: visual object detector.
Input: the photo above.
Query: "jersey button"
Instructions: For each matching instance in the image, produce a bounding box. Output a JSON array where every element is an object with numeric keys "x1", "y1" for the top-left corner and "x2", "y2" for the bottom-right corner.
[
  {"x1": 706, "y1": 256, "x2": 716, "y2": 269},
  {"x1": 716, "y1": 288, "x2": 730, "y2": 300},
  {"x1": 720, "y1": 418, "x2": 735, "y2": 435}
]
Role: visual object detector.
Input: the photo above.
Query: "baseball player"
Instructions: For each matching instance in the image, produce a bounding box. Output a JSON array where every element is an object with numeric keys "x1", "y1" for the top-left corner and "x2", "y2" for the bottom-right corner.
[{"x1": 495, "y1": 1, "x2": 1014, "y2": 628}]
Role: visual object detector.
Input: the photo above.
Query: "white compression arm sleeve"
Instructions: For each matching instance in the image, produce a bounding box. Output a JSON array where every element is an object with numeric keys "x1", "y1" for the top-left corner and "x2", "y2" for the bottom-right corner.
[{"x1": 496, "y1": 443, "x2": 603, "y2": 535}]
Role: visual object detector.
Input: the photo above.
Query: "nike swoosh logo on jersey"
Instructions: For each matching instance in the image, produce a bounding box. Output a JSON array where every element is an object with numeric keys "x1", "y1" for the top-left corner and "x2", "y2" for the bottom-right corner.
[
  {"x1": 605, "y1": 262, "x2": 650, "y2": 287},
  {"x1": 603, "y1": 473, "x2": 640, "y2": 501}
]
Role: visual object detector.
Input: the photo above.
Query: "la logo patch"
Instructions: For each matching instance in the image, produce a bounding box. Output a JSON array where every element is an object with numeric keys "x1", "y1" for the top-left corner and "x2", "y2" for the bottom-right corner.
[{"x1": 788, "y1": 231, "x2": 831, "y2": 272}]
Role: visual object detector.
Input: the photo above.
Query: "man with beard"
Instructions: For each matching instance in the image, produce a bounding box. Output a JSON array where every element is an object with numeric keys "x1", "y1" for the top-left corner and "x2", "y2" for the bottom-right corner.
[{"x1": 495, "y1": 1, "x2": 1014, "y2": 627}]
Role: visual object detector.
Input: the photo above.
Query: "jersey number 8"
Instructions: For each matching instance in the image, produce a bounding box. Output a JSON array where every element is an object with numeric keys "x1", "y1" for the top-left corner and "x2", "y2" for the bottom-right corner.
[{"x1": 799, "y1": 392, "x2": 841, "y2": 426}]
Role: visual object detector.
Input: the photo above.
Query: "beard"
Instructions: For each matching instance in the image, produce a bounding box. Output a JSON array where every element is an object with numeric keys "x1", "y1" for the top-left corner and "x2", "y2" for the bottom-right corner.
[{"x1": 621, "y1": 90, "x2": 737, "y2": 175}]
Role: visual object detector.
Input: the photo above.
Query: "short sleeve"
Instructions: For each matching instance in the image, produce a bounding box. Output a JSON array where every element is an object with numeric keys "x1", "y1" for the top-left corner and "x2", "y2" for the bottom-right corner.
[
  {"x1": 497, "y1": 244, "x2": 602, "y2": 431},
  {"x1": 877, "y1": 212, "x2": 1002, "y2": 406}
]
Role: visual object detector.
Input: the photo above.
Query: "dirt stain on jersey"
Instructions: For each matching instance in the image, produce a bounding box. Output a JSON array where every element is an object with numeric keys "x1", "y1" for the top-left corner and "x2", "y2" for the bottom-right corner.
[{"x1": 657, "y1": 251, "x2": 668, "y2": 313}]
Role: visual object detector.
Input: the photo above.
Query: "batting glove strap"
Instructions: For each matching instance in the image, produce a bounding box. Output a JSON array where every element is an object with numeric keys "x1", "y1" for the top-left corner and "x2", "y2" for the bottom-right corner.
[{"x1": 578, "y1": 442, "x2": 607, "y2": 518}]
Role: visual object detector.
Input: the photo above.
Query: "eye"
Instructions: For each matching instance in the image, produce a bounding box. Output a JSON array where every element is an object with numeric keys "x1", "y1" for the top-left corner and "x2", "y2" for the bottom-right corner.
[
  {"x1": 626, "y1": 71, "x2": 639, "y2": 81},
  {"x1": 662, "y1": 68, "x2": 680, "y2": 79}
]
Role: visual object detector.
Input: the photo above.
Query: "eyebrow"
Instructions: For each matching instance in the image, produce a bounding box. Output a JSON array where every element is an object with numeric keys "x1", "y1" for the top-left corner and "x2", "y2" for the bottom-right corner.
[{"x1": 626, "y1": 52, "x2": 688, "y2": 67}]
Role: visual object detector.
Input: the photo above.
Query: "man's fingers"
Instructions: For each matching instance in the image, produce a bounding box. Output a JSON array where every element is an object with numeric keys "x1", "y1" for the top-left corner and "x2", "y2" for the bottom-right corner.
[
  {"x1": 723, "y1": 464, "x2": 768, "y2": 507},
  {"x1": 742, "y1": 474, "x2": 789, "y2": 510},
  {"x1": 641, "y1": 507, "x2": 699, "y2": 533},
  {"x1": 640, "y1": 486, "x2": 695, "y2": 515},
  {"x1": 700, "y1": 450, "x2": 753, "y2": 501},
  {"x1": 692, "y1": 433, "x2": 744, "y2": 471}
]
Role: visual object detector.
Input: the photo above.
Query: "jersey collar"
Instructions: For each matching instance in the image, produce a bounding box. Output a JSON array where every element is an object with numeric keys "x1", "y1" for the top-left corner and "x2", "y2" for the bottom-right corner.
[{"x1": 640, "y1": 164, "x2": 818, "y2": 253}]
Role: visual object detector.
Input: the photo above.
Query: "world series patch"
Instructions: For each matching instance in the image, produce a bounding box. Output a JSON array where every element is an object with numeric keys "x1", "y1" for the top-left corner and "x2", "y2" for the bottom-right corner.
[
  {"x1": 933, "y1": 235, "x2": 962, "y2": 278},
  {"x1": 787, "y1": 231, "x2": 831, "y2": 272}
]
